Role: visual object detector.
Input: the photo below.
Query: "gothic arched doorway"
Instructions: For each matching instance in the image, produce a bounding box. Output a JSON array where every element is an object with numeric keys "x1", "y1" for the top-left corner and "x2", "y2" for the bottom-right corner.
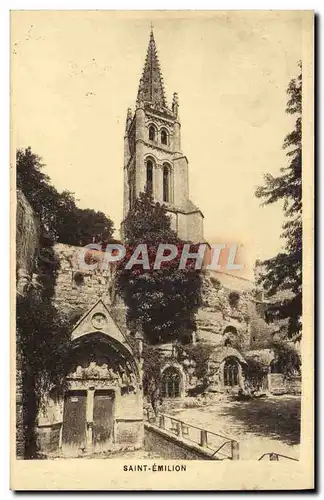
[
  {"x1": 37, "y1": 301, "x2": 143, "y2": 456},
  {"x1": 161, "y1": 367, "x2": 181, "y2": 398}
]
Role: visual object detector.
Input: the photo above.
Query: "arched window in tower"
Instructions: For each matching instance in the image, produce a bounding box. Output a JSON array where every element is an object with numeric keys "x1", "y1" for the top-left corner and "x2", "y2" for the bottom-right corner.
[
  {"x1": 161, "y1": 367, "x2": 181, "y2": 398},
  {"x1": 224, "y1": 358, "x2": 239, "y2": 387},
  {"x1": 161, "y1": 129, "x2": 168, "y2": 145},
  {"x1": 163, "y1": 164, "x2": 170, "y2": 203},
  {"x1": 146, "y1": 160, "x2": 153, "y2": 194},
  {"x1": 149, "y1": 126, "x2": 156, "y2": 141}
]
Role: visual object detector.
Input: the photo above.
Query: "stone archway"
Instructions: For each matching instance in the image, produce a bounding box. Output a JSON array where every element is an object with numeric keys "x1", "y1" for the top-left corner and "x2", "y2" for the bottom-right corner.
[
  {"x1": 161, "y1": 367, "x2": 181, "y2": 398},
  {"x1": 220, "y1": 356, "x2": 244, "y2": 391},
  {"x1": 207, "y1": 346, "x2": 246, "y2": 393},
  {"x1": 37, "y1": 300, "x2": 144, "y2": 455},
  {"x1": 161, "y1": 362, "x2": 186, "y2": 399},
  {"x1": 61, "y1": 332, "x2": 140, "y2": 454}
]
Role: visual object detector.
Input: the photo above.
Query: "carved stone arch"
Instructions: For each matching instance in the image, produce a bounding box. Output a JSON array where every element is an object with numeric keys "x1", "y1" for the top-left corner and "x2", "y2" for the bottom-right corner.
[
  {"x1": 70, "y1": 330, "x2": 140, "y2": 382},
  {"x1": 38, "y1": 300, "x2": 144, "y2": 455},
  {"x1": 70, "y1": 299, "x2": 139, "y2": 376},
  {"x1": 148, "y1": 123, "x2": 157, "y2": 141},
  {"x1": 144, "y1": 154, "x2": 157, "y2": 165},
  {"x1": 219, "y1": 355, "x2": 244, "y2": 390},
  {"x1": 160, "y1": 127, "x2": 169, "y2": 146},
  {"x1": 223, "y1": 325, "x2": 238, "y2": 347}
]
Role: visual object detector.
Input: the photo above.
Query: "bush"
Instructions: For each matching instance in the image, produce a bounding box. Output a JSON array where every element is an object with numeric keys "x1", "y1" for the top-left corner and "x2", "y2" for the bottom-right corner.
[
  {"x1": 244, "y1": 356, "x2": 268, "y2": 392},
  {"x1": 177, "y1": 340, "x2": 214, "y2": 384},
  {"x1": 271, "y1": 340, "x2": 301, "y2": 376}
]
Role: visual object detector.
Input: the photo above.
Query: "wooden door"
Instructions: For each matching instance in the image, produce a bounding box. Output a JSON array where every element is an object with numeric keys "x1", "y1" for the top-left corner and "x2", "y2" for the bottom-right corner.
[
  {"x1": 62, "y1": 390, "x2": 87, "y2": 448},
  {"x1": 93, "y1": 390, "x2": 114, "y2": 448}
]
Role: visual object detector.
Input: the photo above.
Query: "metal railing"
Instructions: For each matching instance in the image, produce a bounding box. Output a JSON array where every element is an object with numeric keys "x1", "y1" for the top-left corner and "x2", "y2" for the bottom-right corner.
[
  {"x1": 258, "y1": 452, "x2": 299, "y2": 461},
  {"x1": 145, "y1": 409, "x2": 239, "y2": 460}
]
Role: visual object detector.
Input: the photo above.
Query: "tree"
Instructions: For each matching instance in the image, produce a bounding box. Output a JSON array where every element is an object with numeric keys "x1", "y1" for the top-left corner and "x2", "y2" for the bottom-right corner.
[
  {"x1": 16, "y1": 147, "x2": 114, "y2": 246},
  {"x1": 142, "y1": 344, "x2": 165, "y2": 415},
  {"x1": 15, "y1": 147, "x2": 114, "y2": 457},
  {"x1": 255, "y1": 62, "x2": 302, "y2": 338},
  {"x1": 177, "y1": 340, "x2": 214, "y2": 385},
  {"x1": 271, "y1": 339, "x2": 301, "y2": 377},
  {"x1": 244, "y1": 356, "x2": 268, "y2": 393},
  {"x1": 115, "y1": 188, "x2": 202, "y2": 344},
  {"x1": 16, "y1": 290, "x2": 72, "y2": 458}
]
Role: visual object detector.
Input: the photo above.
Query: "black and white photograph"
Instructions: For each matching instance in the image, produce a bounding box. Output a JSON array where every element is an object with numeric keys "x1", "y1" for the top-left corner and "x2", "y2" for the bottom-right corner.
[{"x1": 11, "y1": 9, "x2": 314, "y2": 490}]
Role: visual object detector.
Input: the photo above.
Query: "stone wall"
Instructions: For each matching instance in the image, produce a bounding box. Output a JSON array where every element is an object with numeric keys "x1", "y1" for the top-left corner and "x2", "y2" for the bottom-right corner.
[
  {"x1": 197, "y1": 273, "x2": 251, "y2": 346},
  {"x1": 37, "y1": 388, "x2": 144, "y2": 455},
  {"x1": 286, "y1": 376, "x2": 302, "y2": 395},
  {"x1": 37, "y1": 424, "x2": 61, "y2": 453},
  {"x1": 53, "y1": 243, "x2": 129, "y2": 334},
  {"x1": 53, "y1": 243, "x2": 113, "y2": 316},
  {"x1": 16, "y1": 190, "x2": 39, "y2": 281},
  {"x1": 269, "y1": 374, "x2": 302, "y2": 396},
  {"x1": 197, "y1": 272, "x2": 273, "y2": 350},
  {"x1": 144, "y1": 423, "x2": 220, "y2": 460}
]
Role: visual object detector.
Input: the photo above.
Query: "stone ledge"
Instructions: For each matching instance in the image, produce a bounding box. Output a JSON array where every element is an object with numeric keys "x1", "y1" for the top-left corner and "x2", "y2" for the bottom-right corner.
[{"x1": 144, "y1": 422, "x2": 222, "y2": 461}]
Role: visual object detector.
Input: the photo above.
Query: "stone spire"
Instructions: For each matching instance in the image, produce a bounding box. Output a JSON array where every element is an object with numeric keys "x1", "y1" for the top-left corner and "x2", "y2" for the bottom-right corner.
[{"x1": 136, "y1": 29, "x2": 167, "y2": 109}]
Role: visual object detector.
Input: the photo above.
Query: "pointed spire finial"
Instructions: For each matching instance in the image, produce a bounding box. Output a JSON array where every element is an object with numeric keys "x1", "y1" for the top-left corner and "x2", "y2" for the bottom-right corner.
[{"x1": 136, "y1": 28, "x2": 167, "y2": 109}]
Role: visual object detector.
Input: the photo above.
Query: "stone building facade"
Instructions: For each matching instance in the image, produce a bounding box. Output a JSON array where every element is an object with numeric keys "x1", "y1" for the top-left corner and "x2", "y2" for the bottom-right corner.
[
  {"x1": 37, "y1": 243, "x2": 144, "y2": 455},
  {"x1": 123, "y1": 30, "x2": 204, "y2": 243}
]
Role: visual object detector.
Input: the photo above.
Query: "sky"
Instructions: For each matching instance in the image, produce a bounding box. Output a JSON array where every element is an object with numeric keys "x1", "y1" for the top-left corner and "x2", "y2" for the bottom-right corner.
[{"x1": 11, "y1": 11, "x2": 303, "y2": 279}]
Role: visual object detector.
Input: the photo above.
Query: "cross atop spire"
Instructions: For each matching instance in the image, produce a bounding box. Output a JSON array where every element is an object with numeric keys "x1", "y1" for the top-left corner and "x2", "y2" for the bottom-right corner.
[{"x1": 136, "y1": 29, "x2": 167, "y2": 109}]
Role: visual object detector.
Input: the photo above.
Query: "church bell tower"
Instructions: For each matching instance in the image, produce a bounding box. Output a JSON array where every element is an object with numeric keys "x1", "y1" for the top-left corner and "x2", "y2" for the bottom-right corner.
[{"x1": 123, "y1": 29, "x2": 204, "y2": 243}]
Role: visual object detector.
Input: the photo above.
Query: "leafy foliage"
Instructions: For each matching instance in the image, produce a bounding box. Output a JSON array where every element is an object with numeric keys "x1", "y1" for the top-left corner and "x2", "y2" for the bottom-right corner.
[
  {"x1": 16, "y1": 249, "x2": 73, "y2": 458},
  {"x1": 255, "y1": 62, "x2": 302, "y2": 337},
  {"x1": 244, "y1": 356, "x2": 269, "y2": 392},
  {"x1": 177, "y1": 340, "x2": 214, "y2": 384},
  {"x1": 16, "y1": 169, "x2": 74, "y2": 458},
  {"x1": 116, "y1": 189, "x2": 202, "y2": 344},
  {"x1": 16, "y1": 147, "x2": 114, "y2": 245},
  {"x1": 17, "y1": 291, "x2": 73, "y2": 456},
  {"x1": 271, "y1": 339, "x2": 301, "y2": 376}
]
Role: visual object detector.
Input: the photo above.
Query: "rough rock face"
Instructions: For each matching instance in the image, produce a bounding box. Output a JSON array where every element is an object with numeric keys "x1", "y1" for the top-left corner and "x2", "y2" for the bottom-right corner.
[
  {"x1": 16, "y1": 191, "x2": 40, "y2": 458},
  {"x1": 196, "y1": 273, "x2": 251, "y2": 348},
  {"x1": 53, "y1": 243, "x2": 129, "y2": 335},
  {"x1": 52, "y1": 244, "x2": 279, "y2": 398},
  {"x1": 53, "y1": 245, "x2": 273, "y2": 352},
  {"x1": 53, "y1": 243, "x2": 112, "y2": 315},
  {"x1": 16, "y1": 190, "x2": 39, "y2": 295}
]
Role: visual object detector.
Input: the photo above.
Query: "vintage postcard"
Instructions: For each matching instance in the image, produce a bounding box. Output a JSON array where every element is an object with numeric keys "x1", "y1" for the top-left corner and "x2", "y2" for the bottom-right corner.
[{"x1": 10, "y1": 10, "x2": 314, "y2": 490}]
